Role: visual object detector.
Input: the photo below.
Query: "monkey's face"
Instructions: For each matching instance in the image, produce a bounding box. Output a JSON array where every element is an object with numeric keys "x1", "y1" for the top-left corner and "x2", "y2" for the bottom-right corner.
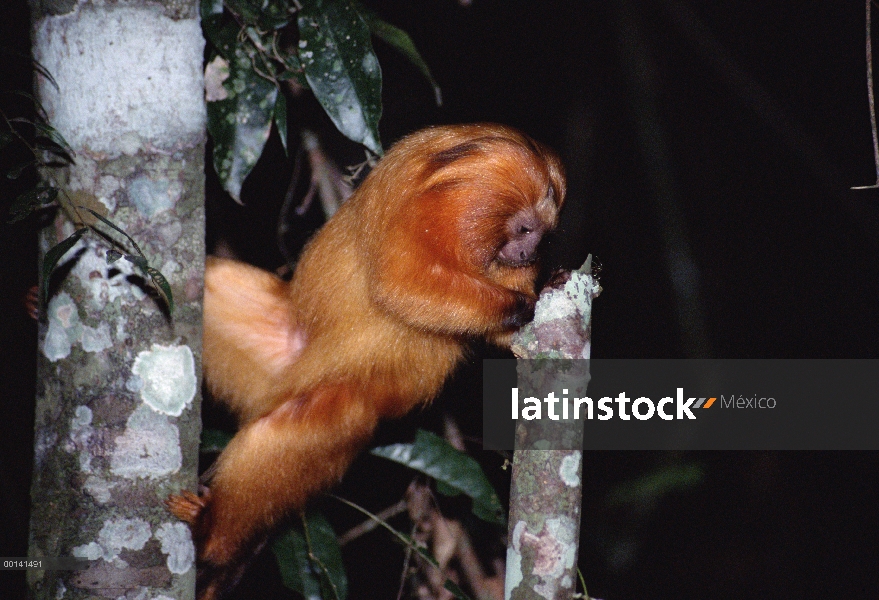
[{"x1": 496, "y1": 189, "x2": 559, "y2": 267}]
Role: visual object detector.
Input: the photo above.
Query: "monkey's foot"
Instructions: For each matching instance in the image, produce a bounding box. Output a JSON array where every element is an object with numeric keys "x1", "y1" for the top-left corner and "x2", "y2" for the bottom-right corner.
[
  {"x1": 24, "y1": 285, "x2": 39, "y2": 320},
  {"x1": 166, "y1": 488, "x2": 212, "y2": 526}
]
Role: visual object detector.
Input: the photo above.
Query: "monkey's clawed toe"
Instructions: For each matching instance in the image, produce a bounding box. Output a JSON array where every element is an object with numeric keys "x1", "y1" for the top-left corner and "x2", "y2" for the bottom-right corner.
[{"x1": 166, "y1": 488, "x2": 211, "y2": 525}]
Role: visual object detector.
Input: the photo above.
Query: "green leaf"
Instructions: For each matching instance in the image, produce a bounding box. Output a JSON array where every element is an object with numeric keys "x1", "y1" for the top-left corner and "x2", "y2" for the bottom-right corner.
[
  {"x1": 34, "y1": 140, "x2": 75, "y2": 165},
  {"x1": 200, "y1": 0, "x2": 230, "y2": 55},
  {"x1": 201, "y1": 0, "x2": 223, "y2": 18},
  {"x1": 34, "y1": 122, "x2": 75, "y2": 158},
  {"x1": 31, "y1": 57, "x2": 58, "y2": 91},
  {"x1": 7, "y1": 183, "x2": 57, "y2": 223},
  {"x1": 106, "y1": 249, "x2": 122, "y2": 264},
  {"x1": 12, "y1": 87, "x2": 50, "y2": 120},
  {"x1": 273, "y1": 527, "x2": 316, "y2": 598},
  {"x1": 226, "y1": 0, "x2": 291, "y2": 30},
  {"x1": 298, "y1": 0, "x2": 383, "y2": 155},
  {"x1": 606, "y1": 463, "x2": 704, "y2": 508},
  {"x1": 371, "y1": 430, "x2": 505, "y2": 525},
  {"x1": 42, "y1": 228, "x2": 88, "y2": 303},
  {"x1": 12, "y1": 118, "x2": 77, "y2": 160},
  {"x1": 207, "y1": 33, "x2": 279, "y2": 202},
  {"x1": 358, "y1": 6, "x2": 442, "y2": 107},
  {"x1": 278, "y1": 49, "x2": 305, "y2": 84},
  {"x1": 274, "y1": 91, "x2": 288, "y2": 155},
  {"x1": 273, "y1": 510, "x2": 348, "y2": 600},
  {"x1": 143, "y1": 265, "x2": 175, "y2": 314},
  {"x1": 124, "y1": 253, "x2": 149, "y2": 270},
  {"x1": 80, "y1": 207, "x2": 145, "y2": 256},
  {"x1": 119, "y1": 254, "x2": 175, "y2": 314}
]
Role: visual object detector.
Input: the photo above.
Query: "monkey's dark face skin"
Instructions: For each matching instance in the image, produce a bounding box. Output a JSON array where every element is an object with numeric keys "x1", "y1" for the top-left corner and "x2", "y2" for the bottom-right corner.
[{"x1": 496, "y1": 204, "x2": 552, "y2": 267}]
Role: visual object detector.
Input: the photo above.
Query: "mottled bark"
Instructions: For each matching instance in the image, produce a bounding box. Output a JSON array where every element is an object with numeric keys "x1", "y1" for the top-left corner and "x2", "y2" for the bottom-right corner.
[
  {"x1": 506, "y1": 260, "x2": 599, "y2": 600},
  {"x1": 27, "y1": 2, "x2": 205, "y2": 598}
]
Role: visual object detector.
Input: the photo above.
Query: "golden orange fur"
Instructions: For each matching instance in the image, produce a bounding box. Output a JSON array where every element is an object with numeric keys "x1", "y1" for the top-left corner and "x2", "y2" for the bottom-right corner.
[{"x1": 167, "y1": 123, "x2": 565, "y2": 599}]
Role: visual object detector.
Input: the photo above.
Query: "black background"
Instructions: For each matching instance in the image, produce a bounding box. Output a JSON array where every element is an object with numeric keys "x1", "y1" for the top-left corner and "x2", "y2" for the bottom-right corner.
[{"x1": 2, "y1": 1, "x2": 878, "y2": 599}]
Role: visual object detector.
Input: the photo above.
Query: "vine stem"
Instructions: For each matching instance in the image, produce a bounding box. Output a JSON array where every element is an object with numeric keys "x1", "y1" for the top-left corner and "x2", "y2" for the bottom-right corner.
[{"x1": 853, "y1": 0, "x2": 879, "y2": 189}]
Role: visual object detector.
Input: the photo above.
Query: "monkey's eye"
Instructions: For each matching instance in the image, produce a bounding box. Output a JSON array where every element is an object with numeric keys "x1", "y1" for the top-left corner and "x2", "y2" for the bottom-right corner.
[{"x1": 518, "y1": 226, "x2": 532, "y2": 235}]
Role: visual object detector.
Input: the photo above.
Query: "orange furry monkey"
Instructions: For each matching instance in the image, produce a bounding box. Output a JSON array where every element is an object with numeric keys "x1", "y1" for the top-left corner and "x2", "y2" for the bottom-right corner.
[{"x1": 167, "y1": 123, "x2": 566, "y2": 599}]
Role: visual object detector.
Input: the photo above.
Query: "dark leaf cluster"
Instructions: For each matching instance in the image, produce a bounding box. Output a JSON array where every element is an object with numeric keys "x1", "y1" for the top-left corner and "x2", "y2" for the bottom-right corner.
[{"x1": 202, "y1": 0, "x2": 440, "y2": 201}]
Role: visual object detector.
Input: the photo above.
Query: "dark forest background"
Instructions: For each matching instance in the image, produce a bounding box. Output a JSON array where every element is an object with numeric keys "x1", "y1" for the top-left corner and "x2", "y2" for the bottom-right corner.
[{"x1": 2, "y1": 1, "x2": 878, "y2": 599}]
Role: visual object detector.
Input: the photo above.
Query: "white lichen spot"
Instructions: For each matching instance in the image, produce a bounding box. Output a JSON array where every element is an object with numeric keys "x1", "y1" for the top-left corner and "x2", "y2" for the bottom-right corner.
[
  {"x1": 100, "y1": 517, "x2": 151, "y2": 559},
  {"x1": 129, "y1": 176, "x2": 173, "y2": 218},
  {"x1": 71, "y1": 517, "x2": 151, "y2": 564},
  {"x1": 67, "y1": 405, "x2": 95, "y2": 472},
  {"x1": 43, "y1": 292, "x2": 81, "y2": 362},
  {"x1": 126, "y1": 373, "x2": 144, "y2": 393},
  {"x1": 115, "y1": 316, "x2": 128, "y2": 344},
  {"x1": 71, "y1": 404, "x2": 93, "y2": 429},
  {"x1": 361, "y1": 52, "x2": 378, "y2": 74},
  {"x1": 505, "y1": 547, "x2": 524, "y2": 600},
  {"x1": 161, "y1": 259, "x2": 181, "y2": 279},
  {"x1": 33, "y1": 429, "x2": 58, "y2": 471},
  {"x1": 110, "y1": 405, "x2": 182, "y2": 479},
  {"x1": 508, "y1": 517, "x2": 579, "y2": 599},
  {"x1": 158, "y1": 221, "x2": 183, "y2": 248},
  {"x1": 155, "y1": 522, "x2": 195, "y2": 574},
  {"x1": 559, "y1": 452, "x2": 581, "y2": 487},
  {"x1": 65, "y1": 155, "x2": 98, "y2": 192},
  {"x1": 547, "y1": 515, "x2": 577, "y2": 549},
  {"x1": 131, "y1": 344, "x2": 196, "y2": 416},
  {"x1": 71, "y1": 541, "x2": 104, "y2": 561},
  {"x1": 81, "y1": 322, "x2": 112, "y2": 353},
  {"x1": 505, "y1": 521, "x2": 528, "y2": 598},
  {"x1": 533, "y1": 287, "x2": 578, "y2": 325},
  {"x1": 96, "y1": 175, "x2": 121, "y2": 211},
  {"x1": 83, "y1": 475, "x2": 117, "y2": 504}
]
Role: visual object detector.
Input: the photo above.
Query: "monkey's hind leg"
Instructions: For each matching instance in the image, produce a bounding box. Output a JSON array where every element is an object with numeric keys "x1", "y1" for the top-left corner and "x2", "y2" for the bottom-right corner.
[{"x1": 167, "y1": 384, "x2": 378, "y2": 598}]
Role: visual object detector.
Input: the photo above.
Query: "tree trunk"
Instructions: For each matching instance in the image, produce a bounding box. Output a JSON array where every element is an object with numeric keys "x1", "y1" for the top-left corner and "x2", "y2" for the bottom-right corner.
[
  {"x1": 506, "y1": 260, "x2": 599, "y2": 599},
  {"x1": 27, "y1": 1, "x2": 205, "y2": 598}
]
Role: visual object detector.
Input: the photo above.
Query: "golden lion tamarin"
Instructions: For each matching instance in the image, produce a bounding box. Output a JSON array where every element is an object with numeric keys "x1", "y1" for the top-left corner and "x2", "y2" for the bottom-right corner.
[{"x1": 167, "y1": 123, "x2": 566, "y2": 599}]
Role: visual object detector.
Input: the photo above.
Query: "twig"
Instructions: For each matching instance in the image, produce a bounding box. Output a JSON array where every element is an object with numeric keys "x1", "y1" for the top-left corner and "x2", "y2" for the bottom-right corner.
[
  {"x1": 853, "y1": 0, "x2": 879, "y2": 189},
  {"x1": 337, "y1": 498, "x2": 408, "y2": 546}
]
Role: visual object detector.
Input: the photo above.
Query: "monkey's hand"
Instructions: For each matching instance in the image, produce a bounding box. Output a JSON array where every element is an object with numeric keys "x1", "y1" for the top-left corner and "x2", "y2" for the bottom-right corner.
[{"x1": 501, "y1": 292, "x2": 537, "y2": 329}]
